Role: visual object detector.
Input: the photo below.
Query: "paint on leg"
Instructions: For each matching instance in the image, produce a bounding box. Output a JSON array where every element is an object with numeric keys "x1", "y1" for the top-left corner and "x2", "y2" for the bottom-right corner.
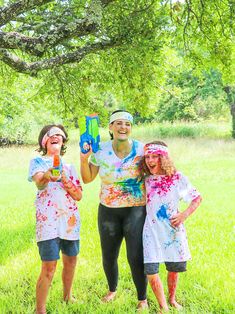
[
  {"x1": 167, "y1": 272, "x2": 182, "y2": 310},
  {"x1": 148, "y1": 274, "x2": 169, "y2": 311}
]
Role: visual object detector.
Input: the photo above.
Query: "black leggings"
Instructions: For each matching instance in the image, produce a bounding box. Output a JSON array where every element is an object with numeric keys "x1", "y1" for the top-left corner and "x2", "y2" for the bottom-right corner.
[{"x1": 98, "y1": 204, "x2": 147, "y2": 300}]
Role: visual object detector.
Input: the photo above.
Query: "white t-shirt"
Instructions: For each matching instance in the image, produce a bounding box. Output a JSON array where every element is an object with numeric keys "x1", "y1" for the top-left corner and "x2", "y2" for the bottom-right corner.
[
  {"x1": 28, "y1": 156, "x2": 81, "y2": 242},
  {"x1": 143, "y1": 171, "x2": 200, "y2": 263},
  {"x1": 90, "y1": 140, "x2": 146, "y2": 208}
]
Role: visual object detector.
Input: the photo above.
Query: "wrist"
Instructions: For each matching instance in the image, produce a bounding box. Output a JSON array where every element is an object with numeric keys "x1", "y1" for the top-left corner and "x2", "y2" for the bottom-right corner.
[
  {"x1": 37, "y1": 183, "x2": 47, "y2": 190},
  {"x1": 64, "y1": 180, "x2": 74, "y2": 190},
  {"x1": 182, "y1": 211, "x2": 189, "y2": 220},
  {"x1": 43, "y1": 172, "x2": 50, "y2": 182},
  {"x1": 80, "y1": 157, "x2": 89, "y2": 163}
]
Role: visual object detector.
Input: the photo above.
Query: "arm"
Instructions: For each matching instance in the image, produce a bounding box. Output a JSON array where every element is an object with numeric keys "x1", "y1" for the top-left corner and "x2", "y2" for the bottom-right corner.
[
  {"x1": 80, "y1": 148, "x2": 99, "y2": 183},
  {"x1": 32, "y1": 168, "x2": 59, "y2": 190},
  {"x1": 61, "y1": 171, "x2": 82, "y2": 201},
  {"x1": 170, "y1": 195, "x2": 202, "y2": 228}
]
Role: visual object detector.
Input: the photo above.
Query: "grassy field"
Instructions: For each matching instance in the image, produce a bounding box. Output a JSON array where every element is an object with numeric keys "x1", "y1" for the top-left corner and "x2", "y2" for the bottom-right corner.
[
  {"x1": 24, "y1": 120, "x2": 232, "y2": 145},
  {"x1": 0, "y1": 135, "x2": 235, "y2": 313}
]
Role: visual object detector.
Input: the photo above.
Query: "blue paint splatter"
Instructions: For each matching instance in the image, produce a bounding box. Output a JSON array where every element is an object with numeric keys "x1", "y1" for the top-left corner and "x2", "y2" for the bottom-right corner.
[
  {"x1": 108, "y1": 151, "x2": 113, "y2": 155},
  {"x1": 123, "y1": 140, "x2": 137, "y2": 164},
  {"x1": 116, "y1": 177, "x2": 143, "y2": 198},
  {"x1": 117, "y1": 167, "x2": 122, "y2": 173},
  {"x1": 156, "y1": 204, "x2": 169, "y2": 221}
]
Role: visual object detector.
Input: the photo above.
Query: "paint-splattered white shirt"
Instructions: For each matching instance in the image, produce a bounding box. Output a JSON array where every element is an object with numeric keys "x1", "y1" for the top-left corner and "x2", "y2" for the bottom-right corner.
[
  {"x1": 143, "y1": 172, "x2": 200, "y2": 263},
  {"x1": 28, "y1": 156, "x2": 81, "y2": 242},
  {"x1": 90, "y1": 140, "x2": 145, "y2": 208}
]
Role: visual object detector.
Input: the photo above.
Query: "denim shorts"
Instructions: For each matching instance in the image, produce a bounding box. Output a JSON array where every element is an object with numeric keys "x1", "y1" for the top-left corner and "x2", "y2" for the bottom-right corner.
[
  {"x1": 37, "y1": 238, "x2": 80, "y2": 261},
  {"x1": 144, "y1": 261, "x2": 187, "y2": 275}
]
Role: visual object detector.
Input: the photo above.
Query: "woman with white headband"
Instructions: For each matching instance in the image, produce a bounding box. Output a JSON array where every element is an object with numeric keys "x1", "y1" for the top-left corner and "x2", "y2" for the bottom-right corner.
[
  {"x1": 142, "y1": 140, "x2": 202, "y2": 313},
  {"x1": 28, "y1": 124, "x2": 83, "y2": 314},
  {"x1": 80, "y1": 110, "x2": 148, "y2": 310}
]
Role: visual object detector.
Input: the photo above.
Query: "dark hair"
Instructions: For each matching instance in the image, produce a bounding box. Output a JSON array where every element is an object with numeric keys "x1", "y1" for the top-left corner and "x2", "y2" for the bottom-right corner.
[
  {"x1": 109, "y1": 109, "x2": 131, "y2": 140},
  {"x1": 37, "y1": 124, "x2": 68, "y2": 156}
]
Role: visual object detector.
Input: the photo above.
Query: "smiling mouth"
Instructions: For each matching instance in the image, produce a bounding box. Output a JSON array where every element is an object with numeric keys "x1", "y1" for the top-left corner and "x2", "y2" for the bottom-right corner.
[{"x1": 147, "y1": 164, "x2": 158, "y2": 171}]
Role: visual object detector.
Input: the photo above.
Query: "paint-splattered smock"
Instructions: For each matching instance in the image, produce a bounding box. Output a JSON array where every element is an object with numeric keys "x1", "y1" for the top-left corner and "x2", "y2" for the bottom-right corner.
[
  {"x1": 28, "y1": 156, "x2": 81, "y2": 243},
  {"x1": 90, "y1": 140, "x2": 145, "y2": 208},
  {"x1": 143, "y1": 172, "x2": 200, "y2": 263}
]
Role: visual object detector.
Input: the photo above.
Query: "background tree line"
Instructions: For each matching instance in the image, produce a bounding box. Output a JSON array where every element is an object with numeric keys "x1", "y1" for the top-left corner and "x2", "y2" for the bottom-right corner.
[{"x1": 0, "y1": 0, "x2": 234, "y2": 143}]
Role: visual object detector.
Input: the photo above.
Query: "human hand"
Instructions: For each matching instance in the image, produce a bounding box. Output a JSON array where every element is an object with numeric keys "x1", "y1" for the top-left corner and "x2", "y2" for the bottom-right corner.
[
  {"x1": 61, "y1": 170, "x2": 69, "y2": 185},
  {"x1": 170, "y1": 212, "x2": 187, "y2": 228},
  {"x1": 44, "y1": 168, "x2": 61, "y2": 182},
  {"x1": 61, "y1": 170, "x2": 77, "y2": 192},
  {"x1": 80, "y1": 143, "x2": 92, "y2": 161}
]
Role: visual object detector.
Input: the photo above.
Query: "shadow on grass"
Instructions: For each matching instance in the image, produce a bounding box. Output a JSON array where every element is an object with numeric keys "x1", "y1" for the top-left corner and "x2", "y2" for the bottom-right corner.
[{"x1": 0, "y1": 222, "x2": 35, "y2": 265}]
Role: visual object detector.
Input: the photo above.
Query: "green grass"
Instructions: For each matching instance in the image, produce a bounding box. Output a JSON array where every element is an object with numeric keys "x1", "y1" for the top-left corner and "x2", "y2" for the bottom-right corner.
[
  {"x1": 130, "y1": 121, "x2": 232, "y2": 141},
  {"x1": 0, "y1": 135, "x2": 235, "y2": 313}
]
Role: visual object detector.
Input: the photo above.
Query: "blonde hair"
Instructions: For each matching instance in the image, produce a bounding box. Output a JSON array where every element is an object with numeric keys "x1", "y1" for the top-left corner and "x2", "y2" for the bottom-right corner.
[{"x1": 143, "y1": 141, "x2": 176, "y2": 177}]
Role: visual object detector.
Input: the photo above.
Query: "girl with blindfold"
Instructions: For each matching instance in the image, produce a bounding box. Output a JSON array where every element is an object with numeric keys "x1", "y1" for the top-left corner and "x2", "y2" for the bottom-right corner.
[{"x1": 28, "y1": 124, "x2": 82, "y2": 314}]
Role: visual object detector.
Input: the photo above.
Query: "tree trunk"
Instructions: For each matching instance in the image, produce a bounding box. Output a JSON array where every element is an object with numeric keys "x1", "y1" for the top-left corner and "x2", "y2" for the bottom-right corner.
[
  {"x1": 231, "y1": 103, "x2": 235, "y2": 139},
  {"x1": 224, "y1": 86, "x2": 235, "y2": 139}
]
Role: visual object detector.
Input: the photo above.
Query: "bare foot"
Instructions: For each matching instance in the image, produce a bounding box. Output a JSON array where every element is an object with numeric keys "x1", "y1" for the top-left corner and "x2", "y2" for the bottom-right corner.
[
  {"x1": 36, "y1": 309, "x2": 46, "y2": 314},
  {"x1": 158, "y1": 310, "x2": 168, "y2": 314},
  {"x1": 101, "y1": 291, "x2": 117, "y2": 303},
  {"x1": 137, "y1": 299, "x2": 148, "y2": 311},
  {"x1": 169, "y1": 300, "x2": 183, "y2": 310},
  {"x1": 64, "y1": 295, "x2": 77, "y2": 304}
]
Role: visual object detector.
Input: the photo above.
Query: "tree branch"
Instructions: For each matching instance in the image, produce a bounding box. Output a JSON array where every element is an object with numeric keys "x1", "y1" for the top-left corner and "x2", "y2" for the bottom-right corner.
[
  {"x1": 123, "y1": 0, "x2": 156, "y2": 15},
  {"x1": 0, "y1": 0, "x2": 53, "y2": 27},
  {"x1": 0, "y1": 0, "x2": 114, "y2": 57},
  {"x1": 0, "y1": 39, "x2": 119, "y2": 75},
  {"x1": 100, "y1": 0, "x2": 116, "y2": 6},
  {"x1": 0, "y1": 18, "x2": 98, "y2": 56},
  {"x1": 0, "y1": 31, "x2": 42, "y2": 55},
  {"x1": 183, "y1": 0, "x2": 192, "y2": 51}
]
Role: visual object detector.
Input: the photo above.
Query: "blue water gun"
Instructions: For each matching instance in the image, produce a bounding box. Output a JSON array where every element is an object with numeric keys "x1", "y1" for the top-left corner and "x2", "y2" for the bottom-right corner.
[{"x1": 79, "y1": 113, "x2": 100, "y2": 154}]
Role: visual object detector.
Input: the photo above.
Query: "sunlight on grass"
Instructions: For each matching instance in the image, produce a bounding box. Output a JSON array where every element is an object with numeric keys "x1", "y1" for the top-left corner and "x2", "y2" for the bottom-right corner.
[{"x1": 0, "y1": 132, "x2": 235, "y2": 313}]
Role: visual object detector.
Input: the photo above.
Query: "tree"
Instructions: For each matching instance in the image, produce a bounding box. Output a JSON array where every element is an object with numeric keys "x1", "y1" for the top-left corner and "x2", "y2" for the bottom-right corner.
[
  {"x1": 224, "y1": 85, "x2": 235, "y2": 138},
  {"x1": 0, "y1": 0, "x2": 156, "y2": 74},
  {"x1": 0, "y1": 0, "x2": 234, "y2": 77},
  {"x1": 156, "y1": 69, "x2": 229, "y2": 122},
  {"x1": 0, "y1": 0, "x2": 234, "y2": 139}
]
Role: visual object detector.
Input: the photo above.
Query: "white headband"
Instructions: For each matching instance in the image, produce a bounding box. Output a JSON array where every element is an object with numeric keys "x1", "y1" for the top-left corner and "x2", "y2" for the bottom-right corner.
[
  {"x1": 109, "y1": 112, "x2": 133, "y2": 124},
  {"x1": 41, "y1": 127, "x2": 66, "y2": 148},
  {"x1": 144, "y1": 144, "x2": 168, "y2": 156}
]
